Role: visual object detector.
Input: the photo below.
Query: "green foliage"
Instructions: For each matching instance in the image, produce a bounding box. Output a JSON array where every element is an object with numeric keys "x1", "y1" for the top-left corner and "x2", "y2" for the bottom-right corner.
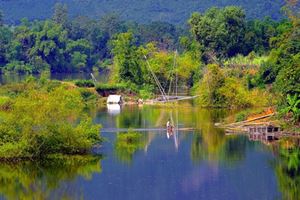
[
  {"x1": 235, "y1": 112, "x2": 247, "y2": 122},
  {"x1": 244, "y1": 18, "x2": 285, "y2": 54},
  {"x1": 218, "y1": 77, "x2": 252, "y2": 108},
  {"x1": 4, "y1": 61, "x2": 36, "y2": 74},
  {"x1": 0, "y1": 10, "x2": 3, "y2": 27},
  {"x1": 139, "y1": 84, "x2": 155, "y2": 99},
  {"x1": 196, "y1": 64, "x2": 226, "y2": 106},
  {"x1": 274, "y1": 54, "x2": 300, "y2": 96},
  {"x1": 224, "y1": 53, "x2": 268, "y2": 67},
  {"x1": 0, "y1": 80, "x2": 102, "y2": 159},
  {"x1": 79, "y1": 88, "x2": 98, "y2": 102},
  {"x1": 96, "y1": 83, "x2": 127, "y2": 92},
  {"x1": 111, "y1": 32, "x2": 143, "y2": 85},
  {"x1": 196, "y1": 64, "x2": 270, "y2": 108},
  {"x1": 0, "y1": 26, "x2": 12, "y2": 67},
  {"x1": 258, "y1": 11, "x2": 299, "y2": 97},
  {"x1": 281, "y1": 94, "x2": 300, "y2": 124},
  {"x1": 52, "y1": 3, "x2": 68, "y2": 27},
  {"x1": 75, "y1": 79, "x2": 95, "y2": 87},
  {"x1": 189, "y1": 6, "x2": 246, "y2": 59}
]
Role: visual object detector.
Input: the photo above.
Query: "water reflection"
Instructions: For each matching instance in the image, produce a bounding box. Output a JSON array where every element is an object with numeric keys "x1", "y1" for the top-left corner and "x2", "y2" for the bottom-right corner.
[
  {"x1": 0, "y1": 155, "x2": 102, "y2": 200},
  {"x1": 114, "y1": 132, "x2": 147, "y2": 164},
  {"x1": 273, "y1": 138, "x2": 300, "y2": 200},
  {"x1": 107, "y1": 104, "x2": 121, "y2": 115}
]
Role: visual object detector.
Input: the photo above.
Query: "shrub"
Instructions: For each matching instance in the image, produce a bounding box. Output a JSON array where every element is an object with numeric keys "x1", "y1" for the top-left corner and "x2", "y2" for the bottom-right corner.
[
  {"x1": 95, "y1": 83, "x2": 129, "y2": 96},
  {"x1": 139, "y1": 84, "x2": 154, "y2": 99},
  {"x1": 75, "y1": 80, "x2": 95, "y2": 88},
  {"x1": 280, "y1": 94, "x2": 300, "y2": 124},
  {"x1": 196, "y1": 64, "x2": 226, "y2": 107},
  {"x1": 79, "y1": 88, "x2": 97, "y2": 102},
  {"x1": 235, "y1": 112, "x2": 247, "y2": 122},
  {"x1": 0, "y1": 82, "x2": 102, "y2": 159}
]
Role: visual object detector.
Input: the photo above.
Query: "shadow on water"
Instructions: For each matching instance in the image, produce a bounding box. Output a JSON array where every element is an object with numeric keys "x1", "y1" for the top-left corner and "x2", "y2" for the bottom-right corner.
[{"x1": 0, "y1": 155, "x2": 102, "y2": 200}]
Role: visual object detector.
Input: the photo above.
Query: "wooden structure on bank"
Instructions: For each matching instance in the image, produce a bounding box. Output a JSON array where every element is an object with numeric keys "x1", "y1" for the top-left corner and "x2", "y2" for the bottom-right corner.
[{"x1": 246, "y1": 124, "x2": 281, "y2": 141}]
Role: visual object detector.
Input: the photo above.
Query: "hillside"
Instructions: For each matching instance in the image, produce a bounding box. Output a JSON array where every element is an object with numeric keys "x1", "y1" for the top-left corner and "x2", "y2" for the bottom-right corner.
[{"x1": 0, "y1": 0, "x2": 285, "y2": 24}]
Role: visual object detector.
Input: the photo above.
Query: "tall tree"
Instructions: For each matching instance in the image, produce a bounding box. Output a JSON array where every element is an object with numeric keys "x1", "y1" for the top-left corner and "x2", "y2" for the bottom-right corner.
[
  {"x1": 52, "y1": 3, "x2": 68, "y2": 27},
  {"x1": 0, "y1": 10, "x2": 3, "y2": 27},
  {"x1": 111, "y1": 32, "x2": 143, "y2": 85},
  {"x1": 189, "y1": 6, "x2": 246, "y2": 60}
]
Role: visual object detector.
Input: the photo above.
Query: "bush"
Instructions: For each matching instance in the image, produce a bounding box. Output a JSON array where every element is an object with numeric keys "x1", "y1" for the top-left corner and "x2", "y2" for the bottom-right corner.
[
  {"x1": 95, "y1": 83, "x2": 129, "y2": 96},
  {"x1": 0, "y1": 82, "x2": 102, "y2": 160},
  {"x1": 218, "y1": 77, "x2": 252, "y2": 108},
  {"x1": 280, "y1": 94, "x2": 300, "y2": 124},
  {"x1": 235, "y1": 112, "x2": 247, "y2": 122},
  {"x1": 95, "y1": 83, "x2": 127, "y2": 91},
  {"x1": 0, "y1": 96, "x2": 11, "y2": 110},
  {"x1": 79, "y1": 88, "x2": 97, "y2": 102},
  {"x1": 196, "y1": 64, "x2": 226, "y2": 107},
  {"x1": 75, "y1": 80, "x2": 95, "y2": 88}
]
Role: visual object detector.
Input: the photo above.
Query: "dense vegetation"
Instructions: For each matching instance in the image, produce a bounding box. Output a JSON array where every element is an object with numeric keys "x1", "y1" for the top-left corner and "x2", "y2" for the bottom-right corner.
[
  {"x1": 0, "y1": 6, "x2": 182, "y2": 73},
  {"x1": 0, "y1": 79, "x2": 102, "y2": 160},
  {"x1": 0, "y1": 0, "x2": 285, "y2": 24},
  {"x1": 0, "y1": 1, "x2": 299, "y2": 127}
]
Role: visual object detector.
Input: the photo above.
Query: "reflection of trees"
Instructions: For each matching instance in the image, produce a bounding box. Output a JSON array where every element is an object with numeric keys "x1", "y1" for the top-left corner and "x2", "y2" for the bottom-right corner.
[
  {"x1": 114, "y1": 132, "x2": 146, "y2": 164},
  {"x1": 116, "y1": 106, "x2": 161, "y2": 128},
  {"x1": 191, "y1": 132, "x2": 247, "y2": 165},
  {"x1": 190, "y1": 109, "x2": 247, "y2": 165},
  {"x1": 274, "y1": 139, "x2": 300, "y2": 200},
  {"x1": 0, "y1": 155, "x2": 102, "y2": 200}
]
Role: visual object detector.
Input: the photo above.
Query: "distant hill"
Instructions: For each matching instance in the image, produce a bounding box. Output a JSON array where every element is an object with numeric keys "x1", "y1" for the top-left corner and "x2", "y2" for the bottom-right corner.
[{"x1": 0, "y1": 0, "x2": 285, "y2": 24}]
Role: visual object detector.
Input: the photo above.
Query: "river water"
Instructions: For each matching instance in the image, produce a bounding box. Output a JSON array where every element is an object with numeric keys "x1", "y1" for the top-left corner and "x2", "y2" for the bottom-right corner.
[{"x1": 0, "y1": 103, "x2": 299, "y2": 200}]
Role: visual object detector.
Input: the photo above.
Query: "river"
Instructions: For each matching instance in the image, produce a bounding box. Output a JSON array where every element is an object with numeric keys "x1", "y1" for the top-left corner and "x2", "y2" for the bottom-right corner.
[{"x1": 0, "y1": 103, "x2": 299, "y2": 200}]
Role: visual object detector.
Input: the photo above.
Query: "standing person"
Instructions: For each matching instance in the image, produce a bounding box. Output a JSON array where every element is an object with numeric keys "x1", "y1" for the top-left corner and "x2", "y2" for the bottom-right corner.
[
  {"x1": 166, "y1": 119, "x2": 171, "y2": 129},
  {"x1": 166, "y1": 119, "x2": 173, "y2": 138}
]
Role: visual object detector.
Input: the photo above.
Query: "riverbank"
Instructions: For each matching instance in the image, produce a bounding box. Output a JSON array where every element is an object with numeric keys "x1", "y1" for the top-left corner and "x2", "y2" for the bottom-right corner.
[{"x1": 217, "y1": 107, "x2": 300, "y2": 137}]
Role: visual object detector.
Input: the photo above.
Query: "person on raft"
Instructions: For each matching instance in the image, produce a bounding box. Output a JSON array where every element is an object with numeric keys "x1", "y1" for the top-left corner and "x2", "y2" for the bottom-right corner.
[{"x1": 166, "y1": 119, "x2": 173, "y2": 138}]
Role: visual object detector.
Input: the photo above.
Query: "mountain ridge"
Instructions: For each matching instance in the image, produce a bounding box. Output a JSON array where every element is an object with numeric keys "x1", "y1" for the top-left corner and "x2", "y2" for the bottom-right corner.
[{"x1": 0, "y1": 0, "x2": 285, "y2": 24}]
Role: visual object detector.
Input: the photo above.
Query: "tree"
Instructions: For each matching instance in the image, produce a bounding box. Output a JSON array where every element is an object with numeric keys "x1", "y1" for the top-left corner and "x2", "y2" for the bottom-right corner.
[
  {"x1": 0, "y1": 26, "x2": 12, "y2": 67},
  {"x1": 0, "y1": 10, "x2": 3, "y2": 27},
  {"x1": 6, "y1": 20, "x2": 36, "y2": 69},
  {"x1": 99, "y1": 13, "x2": 125, "y2": 38},
  {"x1": 138, "y1": 21, "x2": 179, "y2": 50},
  {"x1": 30, "y1": 21, "x2": 68, "y2": 72},
  {"x1": 111, "y1": 32, "x2": 143, "y2": 85},
  {"x1": 196, "y1": 64, "x2": 226, "y2": 106},
  {"x1": 52, "y1": 3, "x2": 68, "y2": 27},
  {"x1": 71, "y1": 51, "x2": 87, "y2": 71},
  {"x1": 189, "y1": 6, "x2": 246, "y2": 60}
]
